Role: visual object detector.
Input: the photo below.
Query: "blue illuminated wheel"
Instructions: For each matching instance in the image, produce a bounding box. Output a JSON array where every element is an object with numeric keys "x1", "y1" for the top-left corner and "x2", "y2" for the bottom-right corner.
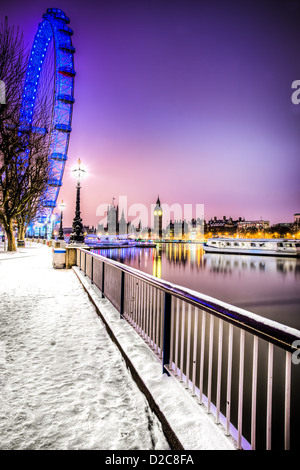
[{"x1": 20, "y1": 8, "x2": 75, "y2": 229}]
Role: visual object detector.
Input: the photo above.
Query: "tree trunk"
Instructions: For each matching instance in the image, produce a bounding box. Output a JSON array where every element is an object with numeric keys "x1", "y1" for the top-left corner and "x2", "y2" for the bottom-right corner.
[
  {"x1": 17, "y1": 222, "x2": 25, "y2": 241},
  {"x1": 6, "y1": 219, "x2": 17, "y2": 251}
]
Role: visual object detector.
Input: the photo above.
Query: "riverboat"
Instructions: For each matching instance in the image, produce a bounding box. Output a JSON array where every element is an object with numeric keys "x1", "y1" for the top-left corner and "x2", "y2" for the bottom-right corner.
[{"x1": 203, "y1": 238, "x2": 300, "y2": 257}]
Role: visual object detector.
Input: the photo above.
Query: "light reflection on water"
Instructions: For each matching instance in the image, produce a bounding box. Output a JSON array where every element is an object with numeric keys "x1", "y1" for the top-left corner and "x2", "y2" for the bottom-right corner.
[{"x1": 92, "y1": 243, "x2": 300, "y2": 330}]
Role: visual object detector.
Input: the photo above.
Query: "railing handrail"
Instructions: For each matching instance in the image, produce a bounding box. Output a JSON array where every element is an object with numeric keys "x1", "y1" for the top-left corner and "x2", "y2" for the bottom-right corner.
[{"x1": 77, "y1": 247, "x2": 300, "y2": 353}]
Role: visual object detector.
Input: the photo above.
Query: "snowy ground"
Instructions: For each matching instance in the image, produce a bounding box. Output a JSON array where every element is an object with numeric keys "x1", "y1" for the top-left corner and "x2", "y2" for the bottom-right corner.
[
  {"x1": 0, "y1": 242, "x2": 236, "y2": 451},
  {"x1": 0, "y1": 243, "x2": 169, "y2": 450}
]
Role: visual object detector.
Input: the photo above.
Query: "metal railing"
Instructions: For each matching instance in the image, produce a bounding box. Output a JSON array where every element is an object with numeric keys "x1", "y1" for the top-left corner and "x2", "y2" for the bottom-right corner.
[{"x1": 76, "y1": 247, "x2": 300, "y2": 450}]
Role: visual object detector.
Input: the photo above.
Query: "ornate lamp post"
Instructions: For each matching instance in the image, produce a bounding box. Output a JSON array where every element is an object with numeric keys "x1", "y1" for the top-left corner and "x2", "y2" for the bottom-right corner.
[
  {"x1": 69, "y1": 159, "x2": 86, "y2": 244},
  {"x1": 58, "y1": 200, "x2": 66, "y2": 241}
]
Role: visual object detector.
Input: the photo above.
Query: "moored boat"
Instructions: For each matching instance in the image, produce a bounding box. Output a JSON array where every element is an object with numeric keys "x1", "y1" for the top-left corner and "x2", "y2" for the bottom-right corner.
[{"x1": 203, "y1": 238, "x2": 300, "y2": 257}]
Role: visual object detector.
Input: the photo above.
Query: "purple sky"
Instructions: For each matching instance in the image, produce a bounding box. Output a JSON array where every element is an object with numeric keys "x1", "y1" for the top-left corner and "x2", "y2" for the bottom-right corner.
[{"x1": 2, "y1": 0, "x2": 300, "y2": 227}]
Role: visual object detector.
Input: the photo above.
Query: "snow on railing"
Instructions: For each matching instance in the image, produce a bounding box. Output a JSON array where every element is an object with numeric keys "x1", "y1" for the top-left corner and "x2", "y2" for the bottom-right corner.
[{"x1": 76, "y1": 248, "x2": 300, "y2": 451}]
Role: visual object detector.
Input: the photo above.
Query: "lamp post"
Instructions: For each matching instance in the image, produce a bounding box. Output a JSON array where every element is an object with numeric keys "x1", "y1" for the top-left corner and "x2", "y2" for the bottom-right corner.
[
  {"x1": 58, "y1": 200, "x2": 66, "y2": 241},
  {"x1": 69, "y1": 158, "x2": 86, "y2": 244}
]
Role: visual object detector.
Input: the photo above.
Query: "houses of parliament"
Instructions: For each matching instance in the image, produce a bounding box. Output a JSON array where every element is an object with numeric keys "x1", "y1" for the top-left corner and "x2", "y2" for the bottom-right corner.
[
  {"x1": 96, "y1": 196, "x2": 204, "y2": 240},
  {"x1": 95, "y1": 197, "x2": 299, "y2": 240}
]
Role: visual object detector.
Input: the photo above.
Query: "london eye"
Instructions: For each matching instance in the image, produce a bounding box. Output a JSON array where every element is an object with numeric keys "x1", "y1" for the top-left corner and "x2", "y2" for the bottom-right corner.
[{"x1": 20, "y1": 8, "x2": 75, "y2": 235}]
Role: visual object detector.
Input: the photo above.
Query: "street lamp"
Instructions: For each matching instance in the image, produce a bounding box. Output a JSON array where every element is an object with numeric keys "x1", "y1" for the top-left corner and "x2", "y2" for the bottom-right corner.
[
  {"x1": 58, "y1": 200, "x2": 66, "y2": 241},
  {"x1": 69, "y1": 158, "x2": 87, "y2": 244}
]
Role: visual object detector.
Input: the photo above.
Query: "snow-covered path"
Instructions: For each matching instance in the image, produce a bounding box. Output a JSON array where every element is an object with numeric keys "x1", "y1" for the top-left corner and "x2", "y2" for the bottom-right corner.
[{"x1": 0, "y1": 244, "x2": 169, "y2": 450}]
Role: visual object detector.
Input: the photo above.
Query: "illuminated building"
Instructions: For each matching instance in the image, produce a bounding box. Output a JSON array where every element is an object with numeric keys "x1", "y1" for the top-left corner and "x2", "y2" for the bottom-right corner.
[
  {"x1": 153, "y1": 195, "x2": 163, "y2": 239},
  {"x1": 107, "y1": 203, "x2": 118, "y2": 236},
  {"x1": 119, "y1": 209, "x2": 127, "y2": 236},
  {"x1": 237, "y1": 219, "x2": 270, "y2": 232},
  {"x1": 294, "y1": 213, "x2": 300, "y2": 228}
]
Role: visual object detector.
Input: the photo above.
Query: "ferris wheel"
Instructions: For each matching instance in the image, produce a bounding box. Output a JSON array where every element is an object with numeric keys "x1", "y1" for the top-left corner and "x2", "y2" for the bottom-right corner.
[{"x1": 20, "y1": 8, "x2": 75, "y2": 230}]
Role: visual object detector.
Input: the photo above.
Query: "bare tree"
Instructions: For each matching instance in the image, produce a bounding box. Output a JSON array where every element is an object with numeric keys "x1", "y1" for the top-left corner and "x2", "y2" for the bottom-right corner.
[
  {"x1": 0, "y1": 121, "x2": 51, "y2": 250},
  {"x1": 16, "y1": 192, "x2": 48, "y2": 242},
  {"x1": 0, "y1": 18, "x2": 52, "y2": 251},
  {"x1": 0, "y1": 17, "x2": 27, "y2": 154},
  {"x1": 16, "y1": 132, "x2": 51, "y2": 244}
]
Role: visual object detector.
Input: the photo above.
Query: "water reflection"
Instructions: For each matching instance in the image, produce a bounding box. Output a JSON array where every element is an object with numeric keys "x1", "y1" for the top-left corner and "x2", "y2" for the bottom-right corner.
[
  {"x1": 92, "y1": 243, "x2": 300, "y2": 329},
  {"x1": 93, "y1": 243, "x2": 300, "y2": 276},
  {"x1": 164, "y1": 243, "x2": 300, "y2": 276},
  {"x1": 153, "y1": 245, "x2": 162, "y2": 278},
  {"x1": 202, "y1": 253, "x2": 300, "y2": 276}
]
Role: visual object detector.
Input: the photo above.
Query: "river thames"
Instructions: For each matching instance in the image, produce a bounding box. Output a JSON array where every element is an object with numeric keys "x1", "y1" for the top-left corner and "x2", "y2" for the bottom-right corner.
[{"x1": 93, "y1": 243, "x2": 300, "y2": 330}]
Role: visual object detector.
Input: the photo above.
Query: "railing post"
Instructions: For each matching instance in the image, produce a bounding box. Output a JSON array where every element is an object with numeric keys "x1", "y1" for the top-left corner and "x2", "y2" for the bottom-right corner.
[
  {"x1": 266, "y1": 343, "x2": 274, "y2": 450},
  {"x1": 162, "y1": 292, "x2": 172, "y2": 375},
  {"x1": 284, "y1": 351, "x2": 291, "y2": 450},
  {"x1": 101, "y1": 262, "x2": 105, "y2": 298},
  {"x1": 91, "y1": 256, "x2": 94, "y2": 284},
  {"x1": 120, "y1": 271, "x2": 125, "y2": 319}
]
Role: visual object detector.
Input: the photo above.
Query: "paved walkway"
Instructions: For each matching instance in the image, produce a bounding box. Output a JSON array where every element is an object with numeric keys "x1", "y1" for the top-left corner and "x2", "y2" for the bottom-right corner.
[
  {"x1": 0, "y1": 243, "x2": 169, "y2": 450},
  {"x1": 0, "y1": 242, "x2": 237, "y2": 451}
]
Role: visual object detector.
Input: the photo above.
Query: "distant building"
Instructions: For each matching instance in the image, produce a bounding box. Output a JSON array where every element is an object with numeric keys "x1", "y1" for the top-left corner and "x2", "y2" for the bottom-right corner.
[
  {"x1": 97, "y1": 223, "x2": 105, "y2": 236},
  {"x1": 167, "y1": 220, "x2": 174, "y2": 239},
  {"x1": 97, "y1": 204, "x2": 132, "y2": 237},
  {"x1": 166, "y1": 219, "x2": 186, "y2": 239},
  {"x1": 153, "y1": 196, "x2": 163, "y2": 239},
  {"x1": 294, "y1": 213, "x2": 300, "y2": 228},
  {"x1": 206, "y1": 216, "x2": 240, "y2": 235},
  {"x1": 119, "y1": 209, "x2": 127, "y2": 236},
  {"x1": 237, "y1": 219, "x2": 270, "y2": 232},
  {"x1": 190, "y1": 217, "x2": 204, "y2": 240},
  {"x1": 107, "y1": 203, "x2": 118, "y2": 236},
  {"x1": 271, "y1": 222, "x2": 293, "y2": 230},
  {"x1": 292, "y1": 214, "x2": 300, "y2": 235}
]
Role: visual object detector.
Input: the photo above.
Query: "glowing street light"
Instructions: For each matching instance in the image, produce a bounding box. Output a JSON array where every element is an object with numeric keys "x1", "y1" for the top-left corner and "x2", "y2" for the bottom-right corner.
[
  {"x1": 58, "y1": 200, "x2": 66, "y2": 241},
  {"x1": 72, "y1": 158, "x2": 87, "y2": 181},
  {"x1": 69, "y1": 159, "x2": 87, "y2": 244}
]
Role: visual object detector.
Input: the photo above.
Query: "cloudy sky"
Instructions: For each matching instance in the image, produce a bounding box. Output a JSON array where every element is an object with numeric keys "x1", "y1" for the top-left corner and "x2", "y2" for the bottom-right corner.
[{"x1": 2, "y1": 0, "x2": 300, "y2": 227}]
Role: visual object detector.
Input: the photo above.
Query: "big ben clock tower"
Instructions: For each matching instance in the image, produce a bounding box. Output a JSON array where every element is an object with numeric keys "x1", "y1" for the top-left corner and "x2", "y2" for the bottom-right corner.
[{"x1": 154, "y1": 195, "x2": 163, "y2": 239}]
